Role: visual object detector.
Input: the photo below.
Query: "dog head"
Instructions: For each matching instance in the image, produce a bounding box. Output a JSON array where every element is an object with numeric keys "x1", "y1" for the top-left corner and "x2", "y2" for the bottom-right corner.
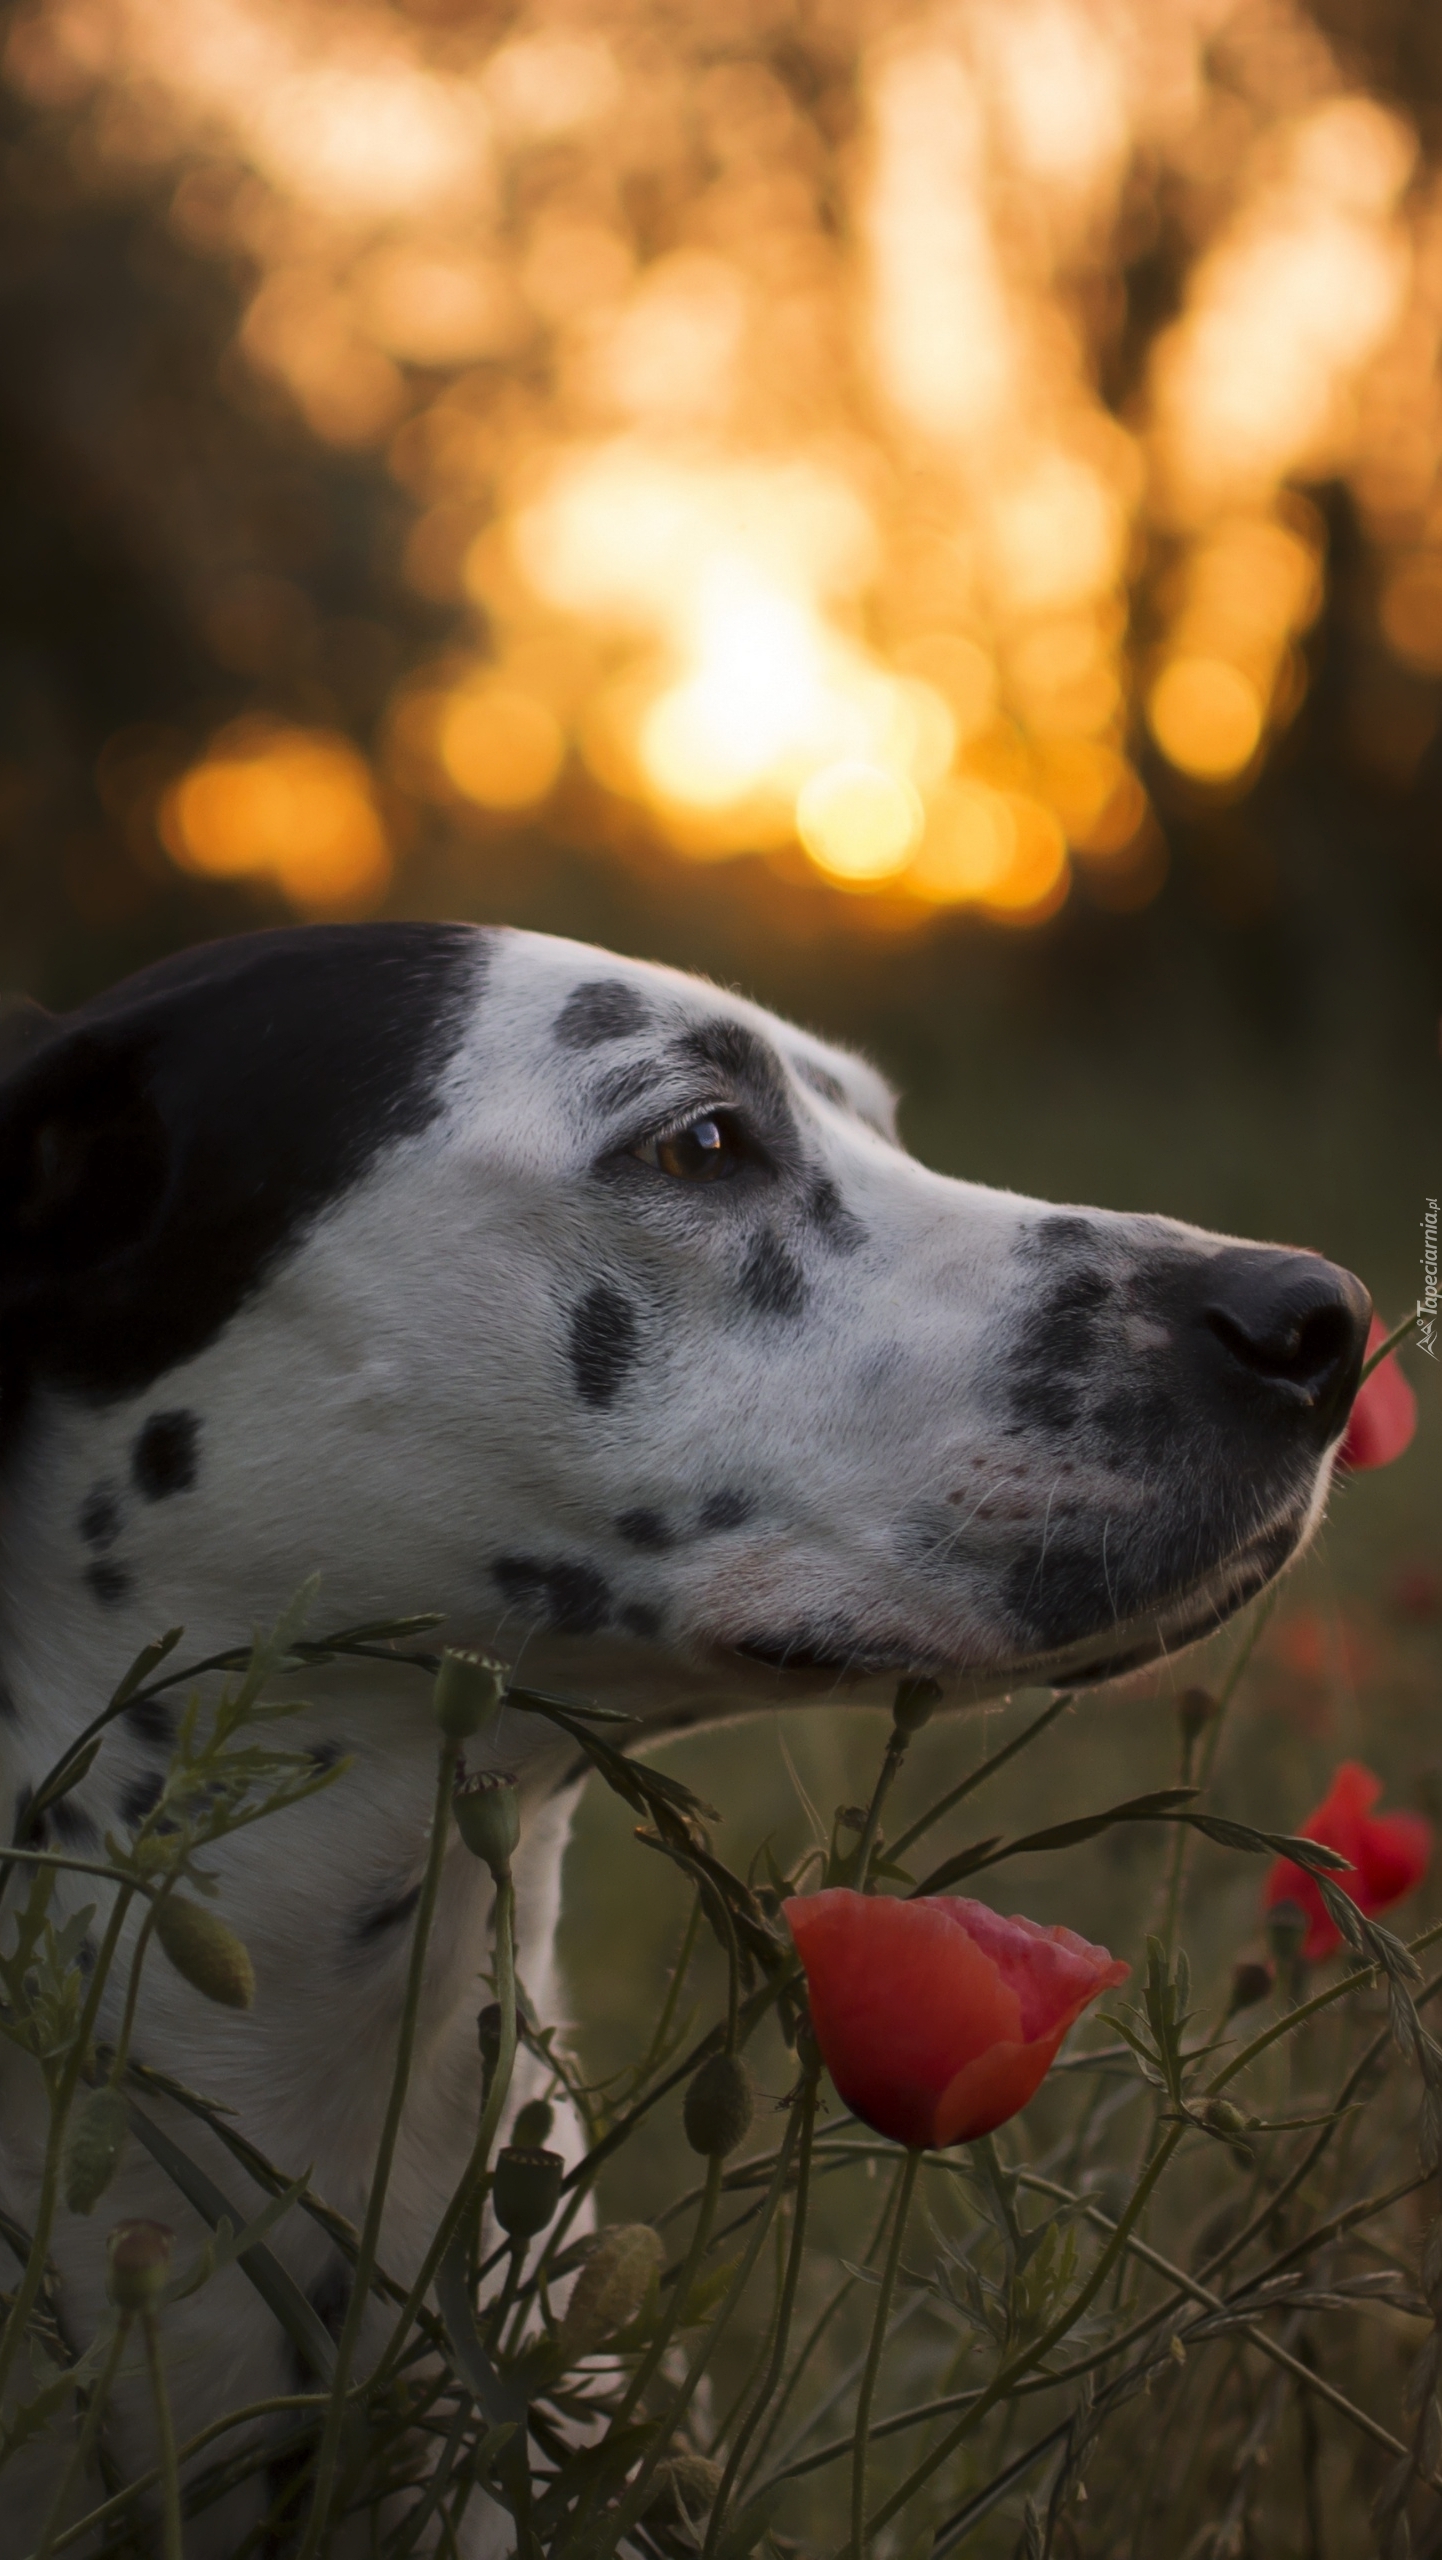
[{"x1": 0, "y1": 922, "x2": 1369, "y2": 1710}]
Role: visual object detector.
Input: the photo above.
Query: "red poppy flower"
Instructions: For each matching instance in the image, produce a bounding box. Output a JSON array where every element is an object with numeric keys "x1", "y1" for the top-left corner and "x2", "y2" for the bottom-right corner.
[
  {"x1": 782, "y1": 1890, "x2": 1128, "y2": 2149},
  {"x1": 1263, "y1": 1761, "x2": 1431, "y2": 1962},
  {"x1": 1337, "y1": 1318, "x2": 1417, "y2": 1471}
]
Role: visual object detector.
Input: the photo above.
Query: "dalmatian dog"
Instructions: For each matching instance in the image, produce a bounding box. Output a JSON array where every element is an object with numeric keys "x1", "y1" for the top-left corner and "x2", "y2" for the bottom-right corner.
[{"x1": 0, "y1": 921, "x2": 1369, "y2": 2551}]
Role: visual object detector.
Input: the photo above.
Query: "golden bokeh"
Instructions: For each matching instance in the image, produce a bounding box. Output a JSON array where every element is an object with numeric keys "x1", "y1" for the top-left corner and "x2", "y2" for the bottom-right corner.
[
  {"x1": 438, "y1": 683, "x2": 565, "y2": 811},
  {"x1": 160, "y1": 726, "x2": 391, "y2": 908},
  {"x1": 1147, "y1": 659, "x2": 1266, "y2": 784},
  {"x1": 797, "y1": 763, "x2": 923, "y2": 887},
  {"x1": 15, "y1": 0, "x2": 1442, "y2": 920}
]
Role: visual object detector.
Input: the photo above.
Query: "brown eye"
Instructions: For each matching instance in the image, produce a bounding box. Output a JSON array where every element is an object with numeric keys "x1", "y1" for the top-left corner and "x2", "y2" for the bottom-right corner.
[{"x1": 634, "y1": 1112, "x2": 744, "y2": 1182}]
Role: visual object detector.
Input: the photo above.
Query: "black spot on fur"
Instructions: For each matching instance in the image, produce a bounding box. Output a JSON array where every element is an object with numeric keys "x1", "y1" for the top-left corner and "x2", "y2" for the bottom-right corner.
[
  {"x1": 493, "y1": 1556, "x2": 612, "y2": 1635},
  {"x1": 306, "y1": 1740, "x2": 343, "y2": 1772},
  {"x1": 78, "y1": 1484, "x2": 120, "y2": 1548},
  {"x1": 49, "y1": 1794, "x2": 98, "y2": 1847},
  {"x1": 132, "y1": 1409, "x2": 200, "y2": 1500},
  {"x1": 698, "y1": 1488, "x2": 755, "y2": 1532},
  {"x1": 740, "y1": 1233, "x2": 808, "y2": 1318},
  {"x1": 593, "y1": 1057, "x2": 666, "y2": 1115},
  {"x1": 806, "y1": 1175, "x2": 865, "y2": 1254},
  {"x1": 122, "y1": 1770, "x2": 165, "y2": 1829},
  {"x1": 85, "y1": 1560, "x2": 131, "y2": 1607},
  {"x1": 0, "y1": 1679, "x2": 15, "y2": 1723},
  {"x1": 679, "y1": 1018, "x2": 788, "y2": 1105},
  {"x1": 619, "y1": 1603, "x2": 662, "y2": 1640},
  {"x1": 0, "y1": 923, "x2": 480, "y2": 1413},
  {"x1": 1017, "y1": 1214, "x2": 1099, "y2": 1259},
  {"x1": 616, "y1": 1508, "x2": 671, "y2": 1550},
  {"x1": 568, "y1": 1285, "x2": 639, "y2": 1405},
  {"x1": 796, "y1": 1062, "x2": 848, "y2": 1108},
  {"x1": 1007, "y1": 1268, "x2": 1114, "y2": 1435},
  {"x1": 352, "y1": 1881, "x2": 422, "y2": 1943},
  {"x1": 555, "y1": 979, "x2": 650, "y2": 1049},
  {"x1": 122, "y1": 1693, "x2": 176, "y2": 1750}
]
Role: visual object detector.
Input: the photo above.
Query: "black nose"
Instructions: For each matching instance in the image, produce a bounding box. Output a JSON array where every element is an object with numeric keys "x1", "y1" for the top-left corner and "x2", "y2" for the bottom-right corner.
[{"x1": 1201, "y1": 1249, "x2": 1371, "y2": 1437}]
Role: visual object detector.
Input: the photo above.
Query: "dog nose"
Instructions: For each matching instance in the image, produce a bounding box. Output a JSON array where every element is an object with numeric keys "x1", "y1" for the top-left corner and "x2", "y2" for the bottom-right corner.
[{"x1": 1201, "y1": 1248, "x2": 1371, "y2": 1436}]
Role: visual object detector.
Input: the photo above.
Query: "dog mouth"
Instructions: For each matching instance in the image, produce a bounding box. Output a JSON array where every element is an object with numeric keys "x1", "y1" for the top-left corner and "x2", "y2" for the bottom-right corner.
[{"x1": 724, "y1": 1507, "x2": 1308, "y2": 1694}]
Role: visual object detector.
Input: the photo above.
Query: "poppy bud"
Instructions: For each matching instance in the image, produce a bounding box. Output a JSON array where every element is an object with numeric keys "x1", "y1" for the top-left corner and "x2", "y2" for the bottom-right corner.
[
  {"x1": 65, "y1": 2086, "x2": 129, "y2": 2215},
  {"x1": 645, "y1": 2454, "x2": 724, "y2": 2527},
  {"x1": 1178, "y1": 1688, "x2": 1217, "y2": 1749},
  {"x1": 433, "y1": 1650, "x2": 508, "y2": 1741},
  {"x1": 511, "y1": 2097, "x2": 555, "y2": 2148},
  {"x1": 154, "y1": 1895, "x2": 255, "y2": 2009},
  {"x1": 683, "y1": 2051, "x2": 754, "y2": 2158},
  {"x1": 492, "y1": 2144, "x2": 564, "y2": 2238},
  {"x1": 1199, "y1": 2097, "x2": 1250, "y2": 2139},
  {"x1": 1227, "y1": 1960, "x2": 1273, "y2": 2017},
  {"x1": 453, "y1": 1772, "x2": 520, "y2": 1877},
  {"x1": 558, "y1": 2223, "x2": 665, "y2": 2359},
  {"x1": 892, "y1": 1675, "x2": 942, "y2": 1737},
  {"x1": 106, "y1": 2218, "x2": 173, "y2": 2311}
]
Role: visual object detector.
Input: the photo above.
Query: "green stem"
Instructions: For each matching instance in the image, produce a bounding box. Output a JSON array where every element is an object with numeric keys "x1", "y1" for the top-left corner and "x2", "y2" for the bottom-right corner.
[
  {"x1": 575, "y1": 2112, "x2": 804, "y2": 2560},
  {"x1": 141, "y1": 2312, "x2": 183, "y2": 2560},
  {"x1": 850, "y1": 2148, "x2": 919, "y2": 2560},
  {"x1": 628, "y1": 1892, "x2": 704, "y2": 2094},
  {"x1": 852, "y1": 1718, "x2": 910, "y2": 1894},
  {"x1": 703, "y1": 2060, "x2": 821, "y2": 2560},
  {"x1": 30, "y1": 2316, "x2": 131, "y2": 2560},
  {"x1": 856, "y1": 2125, "x2": 1181, "y2": 2546},
  {"x1": 371, "y1": 1866, "x2": 518, "y2": 2391},
  {"x1": 890, "y1": 1693, "x2": 1073, "y2": 1864},
  {"x1": 1161, "y1": 1586, "x2": 1278, "y2": 1957},
  {"x1": 105, "y1": 1892, "x2": 166, "y2": 2091},
  {"x1": 28, "y1": 2394, "x2": 331, "y2": 2558},
  {"x1": 0, "y1": 1881, "x2": 137, "y2": 2410},
  {"x1": 745, "y1": 2172, "x2": 901, "y2": 2481},
  {"x1": 295, "y1": 1737, "x2": 460, "y2": 2560},
  {"x1": 1360, "y1": 1307, "x2": 1418, "y2": 1383}
]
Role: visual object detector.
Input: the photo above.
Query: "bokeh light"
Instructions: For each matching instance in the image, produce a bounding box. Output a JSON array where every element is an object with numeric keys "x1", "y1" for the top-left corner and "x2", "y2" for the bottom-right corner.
[
  {"x1": 160, "y1": 725, "x2": 390, "y2": 908},
  {"x1": 12, "y1": 0, "x2": 1442, "y2": 923}
]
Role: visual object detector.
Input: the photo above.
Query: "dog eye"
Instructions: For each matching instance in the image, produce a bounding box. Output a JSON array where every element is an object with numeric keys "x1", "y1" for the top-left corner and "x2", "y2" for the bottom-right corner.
[{"x1": 633, "y1": 1111, "x2": 745, "y2": 1182}]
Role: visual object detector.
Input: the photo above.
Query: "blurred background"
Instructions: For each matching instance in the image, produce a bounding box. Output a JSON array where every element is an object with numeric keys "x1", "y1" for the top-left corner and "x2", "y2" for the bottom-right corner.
[{"x1": 0, "y1": 0, "x2": 1437, "y2": 1298}]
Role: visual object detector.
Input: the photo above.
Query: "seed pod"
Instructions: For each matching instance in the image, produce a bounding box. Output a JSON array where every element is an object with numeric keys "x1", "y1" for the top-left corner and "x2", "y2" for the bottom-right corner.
[
  {"x1": 511, "y1": 2096, "x2": 555, "y2": 2148},
  {"x1": 106, "y1": 2218, "x2": 173, "y2": 2311},
  {"x1": 453, "y1": 1772, "x2": 520, "y2": 1877},
  {"x1": 64, "y1": 2086, "x2": 129, "y2": 2215},
  {"x1": 1227, "y1": 1959, "x2": 1273, "y2": 2017},
  {"x1": 154, "y1": 1895, "x2": 255, "y2": 2009},
  {"x1": 683, "y1": 2051, "x2": 753, "y2": 2158},
  {"x1": 1199, "y1": 2098, "x2": 1251, "y2": 2140},
  {"x1": 492, "y1": 2144, "x2": 564, "y2": 2239},
  {"x1": 892, "y1": 1674, "x2": 942, "y2": 1737},
  {"x1": 558, "y1": 2223, "x2": 665, "y2": 2359},
  {"x1": 645, "y1": 2454, "x2": 724, "y2": 2528},
  {"x1": 433, "y1": 1650, "x2": 507, "y2": 1741}
]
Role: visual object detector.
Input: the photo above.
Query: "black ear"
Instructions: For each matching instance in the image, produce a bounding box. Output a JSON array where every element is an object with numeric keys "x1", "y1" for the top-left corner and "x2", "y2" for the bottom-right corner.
[{"x1": 0, "y1": 1026, "x2": 171, "y2": 1386}]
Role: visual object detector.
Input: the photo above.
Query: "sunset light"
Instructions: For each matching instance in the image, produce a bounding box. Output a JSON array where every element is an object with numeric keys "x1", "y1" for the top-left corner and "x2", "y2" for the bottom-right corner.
[{"x1": 14, "y1": 0, "x2": 1442, "y2": 924}]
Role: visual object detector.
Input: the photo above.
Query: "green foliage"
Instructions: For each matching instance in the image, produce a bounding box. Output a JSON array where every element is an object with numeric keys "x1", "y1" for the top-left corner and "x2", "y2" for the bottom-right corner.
[{"x1": 4, "y1": 1545, "x2": 1442, "y2": 2560}]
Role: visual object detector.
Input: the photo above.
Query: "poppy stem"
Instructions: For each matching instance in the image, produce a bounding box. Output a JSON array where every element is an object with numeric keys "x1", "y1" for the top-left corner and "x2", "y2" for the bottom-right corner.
[{"x1": 850, "y1": 2146, "x2": 920, "y2": 2558}]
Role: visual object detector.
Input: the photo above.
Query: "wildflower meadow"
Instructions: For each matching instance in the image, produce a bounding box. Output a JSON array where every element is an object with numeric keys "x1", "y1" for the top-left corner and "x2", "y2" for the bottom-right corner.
[{"x1": 1, "y1": 1317, "x2": 1436, "y2": 2559}]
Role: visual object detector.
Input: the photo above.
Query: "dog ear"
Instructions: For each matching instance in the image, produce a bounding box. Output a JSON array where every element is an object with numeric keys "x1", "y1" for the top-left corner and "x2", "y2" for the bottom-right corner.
[{"x1": 0, "y1": 1023, "x2": 170, "y2": 1367}]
